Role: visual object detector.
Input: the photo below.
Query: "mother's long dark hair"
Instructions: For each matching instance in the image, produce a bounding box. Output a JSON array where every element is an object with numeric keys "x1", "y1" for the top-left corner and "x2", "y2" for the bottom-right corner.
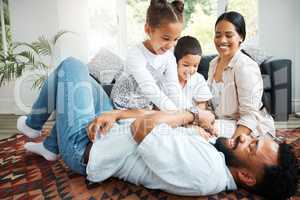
[{"x1": 215, "y1": 11, "x2": 246, "y2": 42}]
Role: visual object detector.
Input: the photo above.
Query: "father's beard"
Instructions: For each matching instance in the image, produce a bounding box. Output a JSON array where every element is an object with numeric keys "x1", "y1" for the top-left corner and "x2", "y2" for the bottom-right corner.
[{"x1": 214, "y1": 137, "x2": 242, "y2": 167}]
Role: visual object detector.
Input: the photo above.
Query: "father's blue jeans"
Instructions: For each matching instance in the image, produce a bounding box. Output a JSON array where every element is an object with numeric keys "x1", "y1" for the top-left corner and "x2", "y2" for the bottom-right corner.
[{"x1": 25, "y1": 57, "x2": 113, "y2": 175}]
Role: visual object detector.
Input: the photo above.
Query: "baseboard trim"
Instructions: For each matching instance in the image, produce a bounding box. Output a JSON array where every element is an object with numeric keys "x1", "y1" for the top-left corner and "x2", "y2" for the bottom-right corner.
[
  {"x1": 0, "y1": 99, "x2": 28, "y2": 115},
  {"x1": 0, "y1": 99, "x2": 16, "y2": 114},
  {"x1": 292, "y1": 98, "x2": 300, "y2": 112}
]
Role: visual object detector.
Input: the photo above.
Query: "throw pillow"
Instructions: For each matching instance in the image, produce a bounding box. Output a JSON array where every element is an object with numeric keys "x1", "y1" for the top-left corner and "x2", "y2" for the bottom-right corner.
[
  {"x1": 242, "y1": 46, "x2": 272, "y2": 65},
  {"x1": 88, "y1": 48, "x2": 124, "y2": 84}
]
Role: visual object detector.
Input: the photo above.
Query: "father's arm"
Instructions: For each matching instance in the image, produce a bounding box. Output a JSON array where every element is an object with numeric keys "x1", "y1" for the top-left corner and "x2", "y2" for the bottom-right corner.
[
  {"x1": 131, "y1": 111, "x2": 194, "y2": 143},
  {"x1": 88, "y1": 109, "x2": 157, "y2": 141}
]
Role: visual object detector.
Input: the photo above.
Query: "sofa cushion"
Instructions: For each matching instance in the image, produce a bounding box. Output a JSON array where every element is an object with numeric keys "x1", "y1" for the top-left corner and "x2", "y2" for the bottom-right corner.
[
  {"x1": 262, "y1": 74, "x2": 271, "y2": 90},
  {"x1": 241, "y1": 47, "x2": 272, "y2": 66},
  {"x1": 88, "y1": 48, "x2": 124, "y2": 84},
  {"x1": 198, "y1": 55, "x2": 217, "y2": 79}
]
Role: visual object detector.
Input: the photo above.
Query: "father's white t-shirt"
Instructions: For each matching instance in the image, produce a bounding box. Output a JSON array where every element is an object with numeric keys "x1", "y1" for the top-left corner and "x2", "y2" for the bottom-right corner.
[{"x1": 87, "y1": 121, "x2": 237, "y2": 196}]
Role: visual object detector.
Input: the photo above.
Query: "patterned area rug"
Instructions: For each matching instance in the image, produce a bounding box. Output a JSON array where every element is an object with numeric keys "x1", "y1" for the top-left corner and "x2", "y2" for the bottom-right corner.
[{"x1": 0, "y1": 129, "x2": 299, "y2": 200}]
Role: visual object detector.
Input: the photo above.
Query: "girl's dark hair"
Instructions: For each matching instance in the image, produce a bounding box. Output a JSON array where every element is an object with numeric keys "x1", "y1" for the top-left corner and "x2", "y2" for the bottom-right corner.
[
  {"x1": 174, "y1": 36, "x2": 202, "y2": 63},
  {"x1": 215, "y1": 11, "x2": 246, "y2": 41},
  {"x1": 146, "y1": 0, "x2": 184, "y2": 28}
]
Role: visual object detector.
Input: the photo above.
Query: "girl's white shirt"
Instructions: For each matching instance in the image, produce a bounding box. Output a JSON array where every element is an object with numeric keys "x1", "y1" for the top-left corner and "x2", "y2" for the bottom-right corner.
[{"x1": 111, "y1": 42, "x2": 188, "y2": 111}]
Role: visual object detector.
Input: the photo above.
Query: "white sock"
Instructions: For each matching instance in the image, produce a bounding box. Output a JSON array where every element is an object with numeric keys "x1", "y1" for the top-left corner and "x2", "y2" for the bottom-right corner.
[
  {"x1": 17, "y1": 116, "x2": 41, "y2": 138},
  {"x1": 24, "y1": 142, "x2": 58, "y2": 161}
]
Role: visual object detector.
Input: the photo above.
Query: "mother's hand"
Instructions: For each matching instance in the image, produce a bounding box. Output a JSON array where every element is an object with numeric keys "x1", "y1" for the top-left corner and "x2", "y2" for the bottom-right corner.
[{"x1": 87, "y1": 112, "x2": 118, "y2": 142}]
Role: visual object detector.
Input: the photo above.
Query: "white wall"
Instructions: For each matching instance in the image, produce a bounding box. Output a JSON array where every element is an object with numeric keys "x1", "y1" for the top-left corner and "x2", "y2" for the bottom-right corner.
[
  {"x1": 0, "y1": 0, "x2": 89, "y2": 114},
  {"x1": 259, "y1": 0, "x2": 300, "y2": 112},
  {"x1": 0, "y1": 0, "x2": 59, "y2": 114},
  {"x1": 56, "y1": 0, "x2": 89, "y2": 64},
  {"x1": 295, "y1": 0, "x2": 300, "y2": 112},
  {"x1": 1, "y1": 0, "x2": 299, "y2": 114}
]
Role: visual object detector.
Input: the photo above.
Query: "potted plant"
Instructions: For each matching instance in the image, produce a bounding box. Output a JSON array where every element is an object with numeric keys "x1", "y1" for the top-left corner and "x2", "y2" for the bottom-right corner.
[{"x1": 0, "y1": 30, "x2": 71, "y2": 89}]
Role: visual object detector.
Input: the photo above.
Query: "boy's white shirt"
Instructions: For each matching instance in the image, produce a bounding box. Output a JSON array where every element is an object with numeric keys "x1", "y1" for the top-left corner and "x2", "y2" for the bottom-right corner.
[{"x1": 181, "y1": 72, "x2": 212, "y2": 108}]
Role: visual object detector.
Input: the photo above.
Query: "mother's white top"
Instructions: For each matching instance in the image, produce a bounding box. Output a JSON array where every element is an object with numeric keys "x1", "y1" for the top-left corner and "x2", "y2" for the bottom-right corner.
[{"x1": 207, "y1": 50, "x2": 275, "y2": 136}]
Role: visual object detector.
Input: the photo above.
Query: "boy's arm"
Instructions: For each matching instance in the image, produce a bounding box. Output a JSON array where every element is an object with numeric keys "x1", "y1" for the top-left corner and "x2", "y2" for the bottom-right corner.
[
  {"x1": 195, "y1": 101, "x2": 208, "y2": 110},
  {"x1": 131, "y1": 108, "x2": 217, "y2": 144}
]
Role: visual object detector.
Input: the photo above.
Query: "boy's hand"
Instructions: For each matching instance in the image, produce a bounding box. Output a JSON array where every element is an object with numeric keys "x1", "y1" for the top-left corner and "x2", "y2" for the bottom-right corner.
[
  {"x1": 186, "y1": 125, "x2": 214, "y2": 141},
  {"x1": 196, "y1": 110, "x2": 217, "y2": 136}
]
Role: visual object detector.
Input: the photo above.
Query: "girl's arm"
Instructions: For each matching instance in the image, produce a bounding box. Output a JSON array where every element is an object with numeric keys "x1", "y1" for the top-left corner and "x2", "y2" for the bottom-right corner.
[
  {"x1": 126, "y1": 47, "x2": 177, "y2": 111},
  {"x1": 131, "y1": 109, "x2": 216, "y2": 143}
]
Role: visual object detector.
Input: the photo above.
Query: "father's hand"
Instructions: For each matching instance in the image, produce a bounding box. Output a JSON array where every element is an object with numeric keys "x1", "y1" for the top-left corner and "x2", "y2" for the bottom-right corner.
[{"x1": 87, "y1": 112, "x2": 118, "y2": 142}]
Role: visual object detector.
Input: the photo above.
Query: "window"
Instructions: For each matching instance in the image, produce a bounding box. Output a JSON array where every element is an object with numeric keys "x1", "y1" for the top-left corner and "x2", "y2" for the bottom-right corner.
[
  {"x1": 126, "y1": 0, "x2": 218, "y2": 54},
  {"x1": 87, "y1": 0, "x2": 126, "y2": 59},
  {"x1": 126, "y1": 0, "x2": 148, "y2": 48},
  {"x1": 125, "y1": 0, "x2": 258, "y2": 55},
  {"x1": 226, "y1": 0, "x2": 258, "y2": 46},
  {"x1": 183, "y1": 0, "x2": 218, "y2": 54}
]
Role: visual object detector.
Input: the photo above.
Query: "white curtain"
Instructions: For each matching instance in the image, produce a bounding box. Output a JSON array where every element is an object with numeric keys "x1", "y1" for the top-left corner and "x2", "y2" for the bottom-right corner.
[{"x1": 87, "y1": 0, "x2": 125, "y2": 59}]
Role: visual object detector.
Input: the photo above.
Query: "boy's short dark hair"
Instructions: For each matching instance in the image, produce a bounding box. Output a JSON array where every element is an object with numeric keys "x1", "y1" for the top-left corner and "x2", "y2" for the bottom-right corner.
[{"x1": 174, "y1": 36, "x2": 202, "y2": 63}]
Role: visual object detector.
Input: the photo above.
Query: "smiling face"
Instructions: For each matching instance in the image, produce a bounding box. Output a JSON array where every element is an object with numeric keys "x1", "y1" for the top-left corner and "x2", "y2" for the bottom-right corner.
[
  {"x1": 177, "y1": 54, "x2": 201, "y2": 82},
  {"x1": 214, "y1": 20, "x2": 243, "y2": 59},
  {"x1": 144, "y1": 22, "x2": 183, "y2": 55},
  {"x1": 215, "y1": 134, "x2": 279, "y2": 180}
]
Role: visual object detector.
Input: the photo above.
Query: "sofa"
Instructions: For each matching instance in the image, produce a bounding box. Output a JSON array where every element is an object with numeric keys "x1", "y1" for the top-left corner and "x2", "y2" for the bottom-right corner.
[
  {"x1": 88, "y1": 48, "x2": 292, "y2": 121},
  {"x1": 198, "y1": 55, "x2": 292, "y2": 121}
]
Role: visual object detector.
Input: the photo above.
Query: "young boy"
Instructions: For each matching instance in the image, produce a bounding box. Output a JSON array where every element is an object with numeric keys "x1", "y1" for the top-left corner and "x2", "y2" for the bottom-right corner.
[
  {"x1": 175, "y1": 36, "x2": 237, "y2": 138},
  {"x1": 174, "y1": 36, "x2": 212, "y2": 109}
]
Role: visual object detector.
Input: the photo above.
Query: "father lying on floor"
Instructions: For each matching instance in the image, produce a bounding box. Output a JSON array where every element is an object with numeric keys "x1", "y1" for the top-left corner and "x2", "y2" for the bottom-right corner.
[{"x1": 86, "y1": 110, "x2": 298, "y2": 200}]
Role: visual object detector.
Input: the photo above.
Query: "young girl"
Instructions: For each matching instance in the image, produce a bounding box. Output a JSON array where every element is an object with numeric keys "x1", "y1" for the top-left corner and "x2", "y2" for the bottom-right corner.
[
  {"x1": 111, "y1": 0, "x2": 188, "y2": 111},
  {"x1": 174, "y1": 36, "x2": 212, "y2": 109}
]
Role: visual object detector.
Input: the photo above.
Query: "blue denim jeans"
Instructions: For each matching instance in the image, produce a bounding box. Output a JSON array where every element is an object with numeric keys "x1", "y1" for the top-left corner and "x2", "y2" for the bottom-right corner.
[{"x1": 25, "y1": 57, "x2": 113, "y2": 175}]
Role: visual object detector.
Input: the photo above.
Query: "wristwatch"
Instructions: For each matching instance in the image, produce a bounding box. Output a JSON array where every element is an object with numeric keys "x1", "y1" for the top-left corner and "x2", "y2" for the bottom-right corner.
[{"x1": 187, "y1": 106, "x2": 199, "y2": 124}]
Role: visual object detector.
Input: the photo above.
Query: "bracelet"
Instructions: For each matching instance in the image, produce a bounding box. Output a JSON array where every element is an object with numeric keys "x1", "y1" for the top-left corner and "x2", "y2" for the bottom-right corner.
[{"x1": 186, "y1": 106, "x2": 199, "y2": 124}]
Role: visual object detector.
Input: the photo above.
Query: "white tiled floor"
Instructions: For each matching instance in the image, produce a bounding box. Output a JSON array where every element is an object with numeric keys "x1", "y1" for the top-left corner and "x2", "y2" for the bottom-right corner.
[{"x1": 0, "y1": 114, "x2": 299, "y2": 140}]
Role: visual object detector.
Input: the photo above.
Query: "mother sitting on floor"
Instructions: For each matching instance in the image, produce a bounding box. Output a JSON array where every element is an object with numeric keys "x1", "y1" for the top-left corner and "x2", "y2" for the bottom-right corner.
[{"x1": 207, "y1": 11, "x2": 275, "y2": 139}]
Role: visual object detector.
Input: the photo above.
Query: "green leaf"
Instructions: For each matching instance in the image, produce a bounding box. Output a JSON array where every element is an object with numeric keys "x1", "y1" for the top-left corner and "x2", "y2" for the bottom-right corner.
[
  {"x1": 16, "y1": 63, "x2": 26, "y2": 77},
  {"x1": 37, "y1": 61, "x2": 49, "y2": 70},
  {"x1": 52, "y1": 30, "x2": 72, "y2": 45},
  {"x1": 0, "y1": 73, "x2": 5, "y2": 86},
  {"x1": 32, "y1": 74, "x2": 47, "y2": 89},
  {"x1": 32, "y1": 35, "x2": 52, "y2": 56},
  {"x1": 17, "y1": 51, "x2": 35, "y2": 64},
  {"x1": 14, "y1": 42, "x2": 40, "y2": 55}
]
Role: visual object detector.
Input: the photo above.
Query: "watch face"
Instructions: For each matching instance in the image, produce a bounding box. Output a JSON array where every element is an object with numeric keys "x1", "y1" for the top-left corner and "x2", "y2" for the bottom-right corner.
[
  {"x1": 188, "y1": 106, "x2": 199, "y2": 124},
  {"x1": 189, "y1": 106, "x2": 198, "y2": 115}
]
